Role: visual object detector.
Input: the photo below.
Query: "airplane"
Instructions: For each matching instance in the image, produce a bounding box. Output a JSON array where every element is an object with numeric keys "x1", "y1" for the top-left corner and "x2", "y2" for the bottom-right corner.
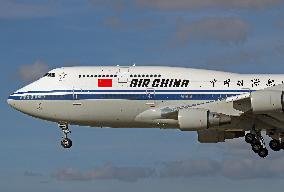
[{"x1": 7, "y1": 65, "x2": 284, "y2": 158}]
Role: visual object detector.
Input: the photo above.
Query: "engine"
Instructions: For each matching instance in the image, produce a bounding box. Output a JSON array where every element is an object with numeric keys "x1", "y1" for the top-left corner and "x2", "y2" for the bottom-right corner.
[
  {"x1": 251, "y1": 90, "x2": 284, "y2": 114},
  {"x1": 198, "y1": 130, "x2": 245, "y2": 143},
  {"x1": 178, "y1": 109, "x2": 231, "y2": 131}
]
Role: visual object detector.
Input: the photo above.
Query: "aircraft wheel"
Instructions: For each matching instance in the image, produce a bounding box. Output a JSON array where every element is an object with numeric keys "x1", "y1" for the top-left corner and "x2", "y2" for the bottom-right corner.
[
  {"x1": 252, "y1": 143, "x2": 262, "y2": 153},
  {"x1": 61, "y1": 138, "x2": 73, "y2": 149},
  {"x1": 245, "y1": 133, "x2": 255, "y2": 144},
  {"x1": 269, "y1": 139, "x2": 281, "y2": 151},
  {"x1": 281, "y1": 142, "x2": 284, "y2": 150},
  {"x1": 258, "y1": 148, "x2": 268, "y2": 158}
]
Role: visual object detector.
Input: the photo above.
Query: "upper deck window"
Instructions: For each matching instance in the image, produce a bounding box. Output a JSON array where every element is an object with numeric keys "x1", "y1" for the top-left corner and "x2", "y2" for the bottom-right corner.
[{"x1": 44, "y1": 73, "x2": 55, "y2": 77}]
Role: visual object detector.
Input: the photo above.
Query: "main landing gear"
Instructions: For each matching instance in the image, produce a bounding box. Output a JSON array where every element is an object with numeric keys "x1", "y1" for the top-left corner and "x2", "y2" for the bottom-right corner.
[
  {"x1": 58, "y1": 123, "x2": 72, "y2": 149},
  {"x1": 245, "y1": 132, "x2": 268, "y2": 158}
]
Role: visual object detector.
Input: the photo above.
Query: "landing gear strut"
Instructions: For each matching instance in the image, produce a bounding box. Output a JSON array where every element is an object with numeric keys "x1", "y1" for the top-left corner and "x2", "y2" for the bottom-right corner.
[
  {"x1": 59, "y1": 123, "x2": 72, "y2": 149},
  {"x1": 245, "y1": 130, "x2": 268, "y2": 158}
]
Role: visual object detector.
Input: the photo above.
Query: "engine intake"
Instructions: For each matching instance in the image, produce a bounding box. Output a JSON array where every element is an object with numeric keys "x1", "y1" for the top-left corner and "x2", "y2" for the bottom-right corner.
[{"x1": 178, "y1": 109, "x2": 231, "y2": 131}]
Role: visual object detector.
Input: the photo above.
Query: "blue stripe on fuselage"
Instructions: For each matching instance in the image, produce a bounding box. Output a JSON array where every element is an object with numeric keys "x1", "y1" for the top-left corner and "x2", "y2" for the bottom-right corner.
[
  {"x1": 8, "y1": 93, "x2": 240, "y2": 101},
  {"x1": 12, "y1": 89, "x2": 252, "y2": 95}
]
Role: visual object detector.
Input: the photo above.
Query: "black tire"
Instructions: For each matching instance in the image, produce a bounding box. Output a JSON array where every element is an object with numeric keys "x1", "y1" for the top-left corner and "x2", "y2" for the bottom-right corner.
[
  {"x1": 252, "y1": 143, "x2": 262, "y2": 153},
  {"x1": 258, "y1": 148, "x2": 268, "y2": 158},
  {"x1": 251, "y1": 139, "x2": 261, "y2": 145},
  {"x1": 245, "y1": 133, "x2": 255, "y2": 144},
  {"x1": 61, "y1": 138, "x2": 73, "y2": 148},
  {"x1": 269, "y1": 139, "x2": 281, "y2": 151},
  {"x1": 281, "y1": 142, "x2": 284, "y2": 150}
]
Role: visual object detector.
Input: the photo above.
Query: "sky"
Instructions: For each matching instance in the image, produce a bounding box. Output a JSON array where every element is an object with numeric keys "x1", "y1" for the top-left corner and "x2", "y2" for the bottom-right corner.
[{"x1": 1, "y1": 0, "x2": 284, "y2": 191}]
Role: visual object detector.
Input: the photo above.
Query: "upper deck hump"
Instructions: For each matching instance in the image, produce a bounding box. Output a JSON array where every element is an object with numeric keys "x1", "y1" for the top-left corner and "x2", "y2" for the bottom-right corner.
[{"x1": 56, "y1": 66, "x2": 238, "y2": 76}]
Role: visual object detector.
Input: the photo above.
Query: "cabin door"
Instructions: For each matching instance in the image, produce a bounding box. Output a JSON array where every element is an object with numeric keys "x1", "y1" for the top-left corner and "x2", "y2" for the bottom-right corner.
[
  {"x1": 117, "y1": 67, "x2": 130, "y2": 83},
  {"x1": 72, "y1": 87, "x2": 82, "y2": 106}
]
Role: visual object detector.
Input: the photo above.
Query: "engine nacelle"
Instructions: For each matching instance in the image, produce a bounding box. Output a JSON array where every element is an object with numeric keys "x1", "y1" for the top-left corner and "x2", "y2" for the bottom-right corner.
[
  {"x1": 198, "y1": 130, "x2": 245, "y2": 143},
  {"x1": 251, "y1": 91, "x2": 284, "y2": 114},
  {"x1": 178, "y1": 109, "x2": 231, "y2": 131}
]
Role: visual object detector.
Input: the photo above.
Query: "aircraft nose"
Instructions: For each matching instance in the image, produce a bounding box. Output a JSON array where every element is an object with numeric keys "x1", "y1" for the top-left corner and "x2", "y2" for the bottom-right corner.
[{"x1": 7, "y1": 93, "x2": 16, "y2": 108}]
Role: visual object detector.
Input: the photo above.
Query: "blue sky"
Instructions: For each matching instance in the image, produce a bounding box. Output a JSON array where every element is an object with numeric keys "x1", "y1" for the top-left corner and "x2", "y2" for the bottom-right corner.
[{"x1": 2, "y1": 0, "x2": 284, "y2": 191}]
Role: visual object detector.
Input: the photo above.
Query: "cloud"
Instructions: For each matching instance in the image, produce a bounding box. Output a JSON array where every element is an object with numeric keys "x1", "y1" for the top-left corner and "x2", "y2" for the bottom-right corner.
[
  {"x1": 52, "y1": 164, "x2": 155, "y2": 182},
  {"x1": 159, "y1": 156, "x2": 284, "y2": 179},
  {"x1": 174, "y1": 17, "x2": 250, "y2": 46},
  {"x1": 160, "y1": 159, "x2": 220, "y2": 178},
  {"x1": 221, "y1": 157, "x2": 284, "y2": 179},
  {"x1": 24, "y1": 171, "x2": 42, "y2": 177},
  {"x1": 157, "y1": 138, "x2": 284, "y2": 180},
  {"x1": 0, "y1": 0, "x2": 57, "y2": 18},
  {"x1": 18, "y1": 61, "x2": 49, "y2": 82},
  {"x1": 136, "y1": 0, "x2": 282, "y2": 10},
  {"x1": 51, "y1": 151, "x2": 284, "y2": 182}
]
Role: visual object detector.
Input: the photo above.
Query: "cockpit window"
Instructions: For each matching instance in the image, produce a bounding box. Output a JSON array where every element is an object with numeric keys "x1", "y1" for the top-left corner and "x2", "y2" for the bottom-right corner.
[{"x1": 44, "y1": 73, "x2": 56, "y2": 77}]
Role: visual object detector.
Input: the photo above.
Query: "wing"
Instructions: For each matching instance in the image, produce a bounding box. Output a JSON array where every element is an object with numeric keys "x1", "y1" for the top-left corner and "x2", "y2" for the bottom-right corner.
[
  {"x1": 135, "y1": 83, "x2": 284, "y2": 145},
  {"x1": 191, "y1": 84, "x2": 284, "y2": 129}
]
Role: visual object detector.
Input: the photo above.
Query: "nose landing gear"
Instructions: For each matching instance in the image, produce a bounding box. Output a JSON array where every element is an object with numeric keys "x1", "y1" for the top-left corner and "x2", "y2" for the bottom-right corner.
[{"x1": 58, "y1": 123, "x2": 72, "y2": 149}]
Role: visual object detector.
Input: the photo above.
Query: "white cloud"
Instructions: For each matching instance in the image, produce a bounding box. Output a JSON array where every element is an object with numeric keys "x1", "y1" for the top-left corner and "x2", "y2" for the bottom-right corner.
[
  {"x1": 160, "y1": 159, "x2": 220, "y2": 178},
  {"x1": 159, "y1": 156, "x2": 284, "y2": 179},
  {"x1": 221, "y1": 157, "x2": 284, "y2": 179},
  {"x1": 52, "y1": 164, "x2": 155, "y2": 182}
]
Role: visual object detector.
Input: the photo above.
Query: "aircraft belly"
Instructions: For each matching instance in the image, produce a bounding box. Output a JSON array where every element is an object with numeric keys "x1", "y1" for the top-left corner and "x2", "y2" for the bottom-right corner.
[{"x1": 15, "y1": 99, "x2": 207, "y2": 128}]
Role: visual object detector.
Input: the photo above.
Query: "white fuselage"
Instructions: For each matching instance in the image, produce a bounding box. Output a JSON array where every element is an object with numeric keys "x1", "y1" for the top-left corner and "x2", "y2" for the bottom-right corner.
[{"x1": 7, "y1": 66, "x2": 284, "y2": 129}]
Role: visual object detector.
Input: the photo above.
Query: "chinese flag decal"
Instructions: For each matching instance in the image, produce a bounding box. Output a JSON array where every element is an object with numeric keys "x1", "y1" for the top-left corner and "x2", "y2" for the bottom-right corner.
[{"x1": 98, "y1": 79, "x2": 112, "y2": 87}]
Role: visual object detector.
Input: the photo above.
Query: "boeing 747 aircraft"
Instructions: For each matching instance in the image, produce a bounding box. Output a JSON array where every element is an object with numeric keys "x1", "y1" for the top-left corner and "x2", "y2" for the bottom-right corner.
[{"x1": 7, "y1": 66, "x2": 284, "y2": 158}]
